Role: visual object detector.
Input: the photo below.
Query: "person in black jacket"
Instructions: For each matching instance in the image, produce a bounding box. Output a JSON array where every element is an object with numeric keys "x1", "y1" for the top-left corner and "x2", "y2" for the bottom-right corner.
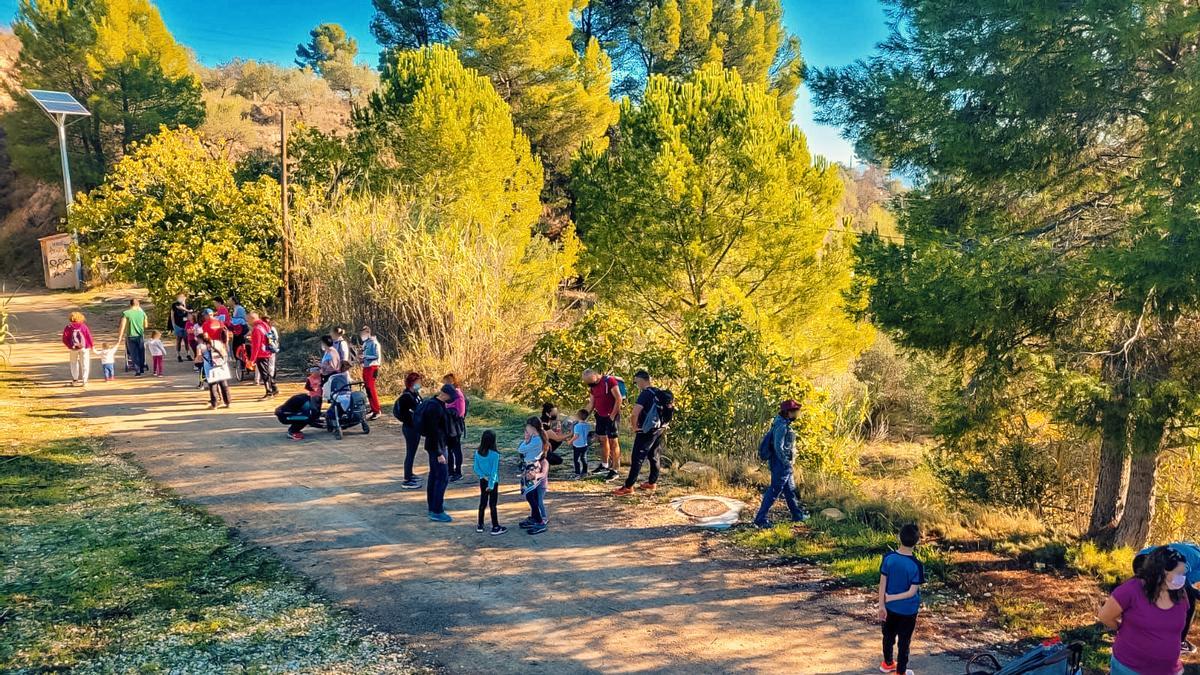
[
  {"x1": 416, "y1": 384, "x2": 457, "y2": 522},
  {"x1": 393, "y1": 372, "x2": 424, "y2": 489}
]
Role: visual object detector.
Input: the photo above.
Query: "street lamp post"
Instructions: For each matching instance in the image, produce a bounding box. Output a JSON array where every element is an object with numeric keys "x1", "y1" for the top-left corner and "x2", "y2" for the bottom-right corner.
[{"x1": 27, "y1": 89, "x2": 91, "y2": 289}]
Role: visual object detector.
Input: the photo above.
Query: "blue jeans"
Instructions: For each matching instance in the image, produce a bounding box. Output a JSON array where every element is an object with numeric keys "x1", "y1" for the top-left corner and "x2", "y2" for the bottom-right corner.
[
  {"x1": 102, "y1": 363, "x2": 114, "y2": 379},
  {"x1": 425, "y1": 447, "x2": 449, "y2": 514},
  {"x1": 526, "y1": 483, "x2": 546, "y2": 523},
  {"x1": 125, "y1": 335, "x2": 145, "y2": 374},
  {"x1": 754, "y1": 471, "x2": 804, "y2": 525}
]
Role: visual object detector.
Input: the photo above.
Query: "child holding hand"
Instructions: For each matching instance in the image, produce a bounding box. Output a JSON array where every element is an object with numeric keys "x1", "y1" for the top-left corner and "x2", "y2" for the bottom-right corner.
[{"x1": 94, "y1": 342, "x2": 118, "y2": 381}]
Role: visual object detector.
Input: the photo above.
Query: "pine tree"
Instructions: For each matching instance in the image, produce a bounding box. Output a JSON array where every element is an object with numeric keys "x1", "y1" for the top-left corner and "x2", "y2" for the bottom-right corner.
[
  {"x1": 370, "y1": 0, "x2": 450, "y2": 57},
  {"x1": 295, "y1": 23, "x2": 376, "y2": 98}
]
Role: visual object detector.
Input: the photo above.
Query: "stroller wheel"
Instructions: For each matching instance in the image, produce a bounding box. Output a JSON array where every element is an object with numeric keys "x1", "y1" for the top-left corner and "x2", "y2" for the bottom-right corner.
[
  {"x1": 361, "y1": 420, "x2": 370, "y2": 434},
  {"x1": 334, "y1": 426, "x2": 343, "y2": 440}
]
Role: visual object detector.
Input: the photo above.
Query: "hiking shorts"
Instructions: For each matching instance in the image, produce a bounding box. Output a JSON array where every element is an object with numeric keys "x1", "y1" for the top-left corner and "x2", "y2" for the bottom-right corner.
[
  {"x1": 595, "y1": 413, "x2": 619, "y2": 439},
  {"x1": 173, "y1": 327, "x2": 186, "y2": 339}
]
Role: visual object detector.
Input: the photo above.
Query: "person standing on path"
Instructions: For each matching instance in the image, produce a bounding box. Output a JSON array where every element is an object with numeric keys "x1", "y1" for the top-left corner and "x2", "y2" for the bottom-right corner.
[
  {"x1": 61, "y1": 311, "x2": 94, "y2": 387},
  {"x1": 196, "y1": 334, "x2": 232, "y2": 409},
  {"x1": 200, "y1": 308, "x2": 227, "y2": 344},
  {"x1": 442, "y1": 373, "x2": 467, "y2": 482},
  {"x1": 613, "y1": 370, "x2": 667, "y2": 496},
  {"x1": 473, "y1": 430, "x2": 506, "y2": 535},
  {"x1": 318, "y1": 335, "x2": 341, "y2": 380},
  {"x1": 360, "y1": 326, "x2": 382, "y2": 420},
  {"x1": 1134, "y1": 542, "x2": 1200, "y2": 654},
  {"x1": 752, "y1": 399, "x2": 809, "y2": 528},
  {"x1": 582, "y1": 368, "x2": 623, "y2": 480},
  {"x1": 169, "y1": 294, "x2": 191, "y2": 361},
  {"x1": 393, "y1": 372, "x2": 424, "y2": 490},
  {"x1": 1101, "y1": 545, "x2": 1189, "y2": 675},
  {"x1": 146, "y1": 330, "x2": 166, "y2": 376},
  {"x1": 416, "y1": 384, "x2": 456, "y2": 522},
  {"x1": 117, "y1": 298, "x2": 148, "y2": 376},
  {"x1": 878, "y1": 523, "x2": 925, "y2": 675},
  {"x1": 249, "y1": 313, "x2": 278, "y2": 399}
]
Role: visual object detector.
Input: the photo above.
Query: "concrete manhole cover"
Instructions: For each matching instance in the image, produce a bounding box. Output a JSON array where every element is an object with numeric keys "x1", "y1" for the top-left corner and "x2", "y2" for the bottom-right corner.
[
  {"x1": 670, "y1": 495, "x2": 746, "y2": 529},
  {"x1": 679, "y1": 498, "x2": 730, "y2": 518}
]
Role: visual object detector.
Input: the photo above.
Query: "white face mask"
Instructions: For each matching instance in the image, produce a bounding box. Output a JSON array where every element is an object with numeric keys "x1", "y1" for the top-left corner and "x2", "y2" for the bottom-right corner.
[
  {"x1": 1167, "y1": 573, "x2": 1188, "y2": 590},
  {"x1": 360, "y1": 334, "x2": 369, "y2": 341},
  {"x1": 413, "y1": 383, "x2": 421, "y2": 393}
]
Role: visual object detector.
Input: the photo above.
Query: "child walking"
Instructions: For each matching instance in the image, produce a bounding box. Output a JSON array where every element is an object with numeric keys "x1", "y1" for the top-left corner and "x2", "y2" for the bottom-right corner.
[
  {"x1": 472, "y1": 430, "x2": 507, "y2": 536},
  {"x1": 147, "y1": 329, "x2": 166, "y2": 376},
  {"x1": 878, "y1": 523, "x2": 925, "y2": 675},
  {"x1": 570, "y1": 409, "x2": 592, "y2": 478},
  {"x1": 94, "y1": 342, "x2": 119, "y2": 381},
  {"x1": 518, "y1": 417, "x2": 549, "y2": 535}
]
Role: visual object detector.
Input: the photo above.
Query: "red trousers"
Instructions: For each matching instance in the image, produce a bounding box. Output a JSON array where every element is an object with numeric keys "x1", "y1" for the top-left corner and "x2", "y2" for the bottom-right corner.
[{"x1": 362, "y1": 365, "x2": 381, "y2": 414}]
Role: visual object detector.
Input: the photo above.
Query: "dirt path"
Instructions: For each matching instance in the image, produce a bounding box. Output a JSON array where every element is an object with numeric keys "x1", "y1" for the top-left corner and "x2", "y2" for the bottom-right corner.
[{"x1": 6, "y1": 287, "x2": 993, "y2": 674}]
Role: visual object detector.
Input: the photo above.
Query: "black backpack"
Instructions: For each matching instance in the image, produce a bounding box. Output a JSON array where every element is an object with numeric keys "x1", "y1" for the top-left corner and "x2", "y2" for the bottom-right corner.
[
  {"x1": 640, "y1": 387, "x2": 676, "y2": 432},
  {"x1": 758, "y1": 429, "x2": 773, "y2": 461},
  {"x1": 412, "y1": 398, "x2": 441, "y2": 436}
]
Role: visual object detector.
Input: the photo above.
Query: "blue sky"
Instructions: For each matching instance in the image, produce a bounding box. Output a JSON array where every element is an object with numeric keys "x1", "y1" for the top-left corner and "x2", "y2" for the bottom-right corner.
[{"x1": 1, "y1": 0, "x2": 889, "y2": 162}]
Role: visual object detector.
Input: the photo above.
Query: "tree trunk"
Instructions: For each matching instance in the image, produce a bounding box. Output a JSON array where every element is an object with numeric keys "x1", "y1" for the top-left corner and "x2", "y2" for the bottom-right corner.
[
  {"x1": 1087, "y1": 404, "x2": 1130, "y2": 547},
  {"x1": 1113, "y1": 418, "x2": 1167, "y2": 549}
]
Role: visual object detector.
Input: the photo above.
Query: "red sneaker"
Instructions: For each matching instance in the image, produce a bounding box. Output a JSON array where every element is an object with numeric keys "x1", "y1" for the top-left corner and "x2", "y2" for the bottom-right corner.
[
  {"x1": 638, "y1": 482, "x2": 657, "y2": 491},
  {"x1": 288, "y1": 431, "x2": 305, "y2": 441},
  {"x1": 611, "y1": 486, "x2": 633, "y2": 496},
  {"x1": 879, "y1": 661, "x2": 896, "y2": 673}
]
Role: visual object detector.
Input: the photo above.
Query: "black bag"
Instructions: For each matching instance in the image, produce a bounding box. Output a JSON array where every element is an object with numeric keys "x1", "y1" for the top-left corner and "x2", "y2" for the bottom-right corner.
[
  {"x1": 757, "y1": 429, "x2": 773, "y2": 461},
  {"x1": 640, "y1": 387, "x2": 677, "y2": 432},
  {"x1": 547, "y1": 451, "x2": 564, "y2": 466}
]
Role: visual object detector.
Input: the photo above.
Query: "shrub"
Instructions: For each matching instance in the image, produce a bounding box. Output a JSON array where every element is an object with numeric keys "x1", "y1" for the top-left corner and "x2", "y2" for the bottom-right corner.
[{"x1": 1069, "y1": 542, "x2": 1134, "y2": 587}]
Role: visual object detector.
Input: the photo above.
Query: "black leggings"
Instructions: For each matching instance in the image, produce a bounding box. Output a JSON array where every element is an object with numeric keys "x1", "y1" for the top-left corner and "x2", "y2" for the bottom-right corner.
[
  {"x1": 447, "y1": 435, "x2": 463, "y2": 476},
  {"x1": 208, "y1": 381, "x2": 231, "y2": 406},
  {"x1": 883, "y1": 611, "x2": 917, "y2": 672},
  {"x1": 478, "y1": 479, "x2": 499, "y2": 528},
  {"x1": 572, "y1": 445, "x2": 588, "y2": 474}
]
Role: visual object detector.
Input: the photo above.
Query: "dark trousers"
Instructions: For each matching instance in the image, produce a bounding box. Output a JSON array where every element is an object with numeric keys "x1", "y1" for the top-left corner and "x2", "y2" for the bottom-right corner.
[
  {"x1": 1185, "y1": 585, "x2": 1200, "y2": 642},
  {"x1": 425, "y1": 445, "x2": 449, "y2": 514},
  {"x1": 754, "y1": 470, "x2": 804, "y2": 524},
  {"x1": 525, "y1": 484, "x2": 546, "y2": 524},
  {"x1": 446, "y1": 435, "x2": 463, "y2": 477},
  {"x1": 623, "y1": 430, "x2": 664, "y2": 488},
  {"x1": 478, "y1": 479, "x2": 499, "y2": 528},
  {"x1": 572, "y1": 445, "x2": 588, "y2": 475},
  {"x1": 126, "y1": 336, "x2": 145, "y2": 374},
  {"x1": 208, "y1": 381, "x2": 231, "y2": 407},
  {"x1": 256, "y1": 358, "x2": 277, "y2": 395},
  {"x1": 402, "y1": 424, "x2": 421, "y2": 481},
  {"x1": 882, "y1": 611, "x2": 917, "y2": 672}
]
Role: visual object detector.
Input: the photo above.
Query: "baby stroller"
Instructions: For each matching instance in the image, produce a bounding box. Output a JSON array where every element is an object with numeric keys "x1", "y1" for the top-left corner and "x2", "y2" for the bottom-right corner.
[
  {"x1": 966, "y1": 639, "x2": 1082, "y2": 675},
  {"x1": 324, "y1": 376, "x2": 370, "y2": 440}
]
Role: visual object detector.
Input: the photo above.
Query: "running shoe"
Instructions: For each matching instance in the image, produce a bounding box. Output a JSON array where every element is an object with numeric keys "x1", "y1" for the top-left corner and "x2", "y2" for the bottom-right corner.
[
  {"x1": 611, "y1": 486, "x2": 633, "y2": 496},
  {"x1": 490, "y1": 526, "x2": 508, "y2": 536},
  {"x1": 449, "y1": 474, "x2": 462, "y2": 483},
  {"x1": 605, "y1": 469, "x2": 619, "y2": 481},
  {"x1": 400, "y1": 479, "x2": 422, "y2": 490},
  {"x1": 591, "y1": 464, "x2": 609, "y2": 475},
  {"x1": 879, "y1": 661, "x2": 896, "y2": 673},
  {"x1": 638, "y1": 482, "x2": 657, "y2": 491},
  {"x1": 476, "y1": 525, "x2": 485, "y2": 533},
  {"x1": 367, "y1": 412, "x2": 380, "y2": 421},
  {"x1": 428, "y1": 511, "x2": 453, "y2": 522},
  {"x1": 288, "y1": 431, "x2": 305, "y2": 441},
  {"x1": 527, "y1": 524, "x2": 547, "y2": 535},
  {"x1": 518, "y1": 518, "x2": 535, "y2": 529}
]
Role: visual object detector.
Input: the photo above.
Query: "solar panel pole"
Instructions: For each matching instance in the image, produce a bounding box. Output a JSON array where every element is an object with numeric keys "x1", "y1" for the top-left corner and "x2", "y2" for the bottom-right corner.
[{"x1": 54, "y1": 113, "x2": 83, "y2": 289}]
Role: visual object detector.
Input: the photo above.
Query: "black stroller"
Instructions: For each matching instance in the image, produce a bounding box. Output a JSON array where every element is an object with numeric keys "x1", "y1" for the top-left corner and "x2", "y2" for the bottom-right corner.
[
  {"x1": 324, "y1": 377, "x2": 370, "y2": 440},
  {"x1": 966, "y1": 639, "x2": 1082, "y2": 675}
]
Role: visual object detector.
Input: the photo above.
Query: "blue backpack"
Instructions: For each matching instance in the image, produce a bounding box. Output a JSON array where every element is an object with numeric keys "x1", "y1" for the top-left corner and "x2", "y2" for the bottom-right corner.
[{"x1": 758, "y1": 429, "x2": 774, "y2": 461}]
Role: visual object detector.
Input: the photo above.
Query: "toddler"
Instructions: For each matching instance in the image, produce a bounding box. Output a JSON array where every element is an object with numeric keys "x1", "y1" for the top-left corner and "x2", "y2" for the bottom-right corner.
[
  {"x1": 147, "y1": 329, "x2": 166, "y2": 376},
  {"x1": 94, "y1": 342, "x2": 118, "y2": 381},
  {"x1": 570, "y1": 409, "x2": 592, "y2": 478}
]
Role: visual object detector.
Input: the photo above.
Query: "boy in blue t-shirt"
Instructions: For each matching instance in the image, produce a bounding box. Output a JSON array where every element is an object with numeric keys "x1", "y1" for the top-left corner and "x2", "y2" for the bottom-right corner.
[
  {"x1": 569, "y1": 409, "x2": 592, "y2": 478},
  {"x1": 878, "y1": 523, "x2": 925, "y2": 675}
]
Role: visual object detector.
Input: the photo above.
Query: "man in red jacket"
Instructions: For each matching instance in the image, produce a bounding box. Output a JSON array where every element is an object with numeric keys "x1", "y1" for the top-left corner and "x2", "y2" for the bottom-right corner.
[{"x1": 249, "y1": 312, "x2": 278, "y2": 399}]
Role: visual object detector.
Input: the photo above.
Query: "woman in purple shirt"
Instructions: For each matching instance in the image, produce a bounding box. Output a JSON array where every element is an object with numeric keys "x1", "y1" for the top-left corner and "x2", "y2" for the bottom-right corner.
[{"x1": 1099, "y1": 546, "x2": 1189, "y2": 675}]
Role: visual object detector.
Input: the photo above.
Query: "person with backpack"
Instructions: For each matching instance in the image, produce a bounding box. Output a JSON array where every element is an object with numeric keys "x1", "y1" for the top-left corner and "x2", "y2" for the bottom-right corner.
[
  {"x1": 752, "y1": 399, "x2": 809, "y2": 528},
  {"x1": 613, "y1": 370, "x2": 672, "y2": 496},
  {"x1": 582, "y1": 368, "x2": 624, "y2": 480},
  {"x1": 393, "y1": 372, "x2": 424, "y2": 490},
  {"x1": 62, "y1": 311, "x2": 94, "y2": 387},
  {"x1": 415, "y1": 384, "x2": 457, "y2": 522},
  {"x1": 1132, "y1": 542, "x2": 1200, "y2": 653},
  {"x1": 249, "y1": 312, "x2": 278, "y2": 399}
]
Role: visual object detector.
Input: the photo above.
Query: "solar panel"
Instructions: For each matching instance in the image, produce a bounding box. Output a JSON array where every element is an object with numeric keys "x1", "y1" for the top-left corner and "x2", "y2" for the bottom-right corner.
[{"x1": 27, "y1": 89, "x2": 91, "y2": 116}]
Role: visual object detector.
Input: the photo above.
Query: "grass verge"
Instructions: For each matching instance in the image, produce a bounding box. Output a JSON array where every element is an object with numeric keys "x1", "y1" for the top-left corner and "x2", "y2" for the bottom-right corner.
[{"x1": 0, "y1": 371, "x2": 417, "y2": 673}]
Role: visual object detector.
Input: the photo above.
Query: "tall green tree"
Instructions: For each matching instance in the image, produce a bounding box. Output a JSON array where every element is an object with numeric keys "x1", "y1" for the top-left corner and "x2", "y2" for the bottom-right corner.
[
  {"x1": 295, "y1": 23, "x2": 376, "y2": 98},
  {"x1": 574, "y1": 65, "x2": 865, "y2": 374},
  {"x1": 370, "y1": 0, "x2": 450, "y2": 57},
  {"x1": 2, "y1": 0, "x2": 203, "y2": 189},
  {"x1": 812, "y1": 0, "x2": 1200, "y2": 547}
]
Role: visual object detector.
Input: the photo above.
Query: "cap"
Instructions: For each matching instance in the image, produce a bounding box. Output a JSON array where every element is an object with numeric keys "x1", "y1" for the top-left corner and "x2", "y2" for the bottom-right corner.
[
  {"x1": 201, "y1": 308, "x2": 214, "y2": 316},
  {"x1": 779, "y1": 400, "x2": 801, "y2": 414}
]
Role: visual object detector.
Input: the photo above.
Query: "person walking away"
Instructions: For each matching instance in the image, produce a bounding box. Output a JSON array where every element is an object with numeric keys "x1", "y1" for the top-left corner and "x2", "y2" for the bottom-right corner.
[
  {"x1": 582, "y1": 369, "x2": 623, "y2": 480},
  {"x1": 752, "y1": 400, "x2": 809, "y2": 527},
  {"x1": 360, "y1": 326, "x2": 382, "y2": 420},
  {"x1": 442, "y1": 373, "x2": 467, "y2": 482},
  {"x1": 169, "y1": 294, "x2": 190, "y2": 361},
  {"x1": 1134, "y1": 542, "x2": 1200, "y2": 653},
  {"x1": 62, "y1": 312, "x2": 94, "y2": 387},
  {"x1": 196, "y1": 334, "x2": 232, "y2": 409},
  {"x1": 416, "y1": 385, "x2": 456, "y2": 522},
  {"x1": 1100, "y1": 545, "x2": 1189, "y2": 675},
  {"x1": 146, "y1": 330, "x2": 166, "y2": 376},
  {"x1": 517, "y1": 417, "x2": 549, "y2": 534},
  {"x1": 473, "y1": 430, "x2": 507, "y2": 535},
  {"x1": 878, "y1": 523, "x2": 925, "y2": 675},
  {"x1": 94, "y1": 342, "x2": 118, "y2": 381},
  {"x1": 249, "y1": 313, "x2": 278, "y2": 399},
  {"x1": 117, "y1": 298, "x2": 148, "y2": 376},
  {"x1": 569, "y1": 409, "x2": 592, "y2": 479},
  {"x1": 613, "y1": 370, "x2": 670, "y2": 495},
  {"x1": 393, "y1": 372, "x2": 424, "y2": 490}
]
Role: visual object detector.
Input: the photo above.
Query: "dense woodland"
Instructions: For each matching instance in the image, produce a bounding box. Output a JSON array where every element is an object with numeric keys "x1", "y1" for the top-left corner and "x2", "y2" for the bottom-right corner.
[{"x1": 2, "y1": 0, "x2": 1200, "y2": 554}]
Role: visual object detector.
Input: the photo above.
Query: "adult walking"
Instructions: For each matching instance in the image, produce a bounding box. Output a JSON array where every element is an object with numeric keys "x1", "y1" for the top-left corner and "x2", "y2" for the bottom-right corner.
[
  {"x1": 443, "y1": 373, "x2": 467, "y2": 482},
  {"x1": 752, "y1": 400, "x2": 809, "y2": 528},
  {"x1": 61, "y1": 311, "x2": 94, "y2": 387},
  {"x1": 1101, "y1": 545, "x2": 1189, "y2": 675},
  {"x1": 1134, "y1": 542, "x2": 1200, "y2": 653},
  {"x1": 360, "y1": 326, "x2": 382, "y2": 420},
  {"x1": 169, "y1": 293, "x2": 191, "y2": 361},
  {"x1": 117, "y1": 298, "x2": 148, "y2": 376},
  {"x1": 415, "y1": 384, "x2": 456, "y2": 522},
  {"x1": 249, "y1": 312, "x2": 278, "y2": 399},
  {"x1": 613, "y1": 370, "x2": 667, "y2": 496},
  {"x1": 196, "y1": 334, "x2": 232, "y2": 409},
  {"x1": 393, "y1": 372, "x2": 424, "y2": 490},
  {"x1": 583, "y1": 368, "x2": 623, "y2": 480}
]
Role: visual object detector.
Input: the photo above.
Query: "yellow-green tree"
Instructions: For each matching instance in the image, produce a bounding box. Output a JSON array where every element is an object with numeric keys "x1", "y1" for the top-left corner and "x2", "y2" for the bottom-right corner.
[
  {"x1": 72, "y1": 127, "x2": 281, "y2": 309},
  {"x1": 445, "y1": 0, "x2": 617, "y2": 181},
  {"x1": 574, "y1": 65, "x2": 867, "y2": 374}
]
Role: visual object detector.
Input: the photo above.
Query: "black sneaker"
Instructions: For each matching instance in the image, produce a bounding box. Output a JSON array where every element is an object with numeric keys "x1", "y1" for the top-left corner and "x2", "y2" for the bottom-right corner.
[
  {"x1": 400, "y1": 479, "x2": 422, "y2": 490},
  {"x1": 527, "y1": 524, "x2": 547, "y2": 535},
  {"x1": 605, "y1": 469, "x2": 619, "y2": 481},
  {"x1": 449, "y1": 474, "x2": 462, "y2": 483},
  {"x1": 591, "y1": 465, "x2": 609, "y2": 475},
  {"x1": 476, "y1": 525, "x2": 485, "y2": 533},
  {"x1": 490, "y1": 526, "x2": 508, "y2": 536},
  {"x1": 518, "y1": 518, "x2": 534, "y2": 529}
]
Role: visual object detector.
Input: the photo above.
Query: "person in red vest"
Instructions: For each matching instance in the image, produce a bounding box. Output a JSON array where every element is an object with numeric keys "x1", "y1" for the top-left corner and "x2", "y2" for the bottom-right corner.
[{"x1": 249, "y1": 312, "x2": 278, "y2": 399}]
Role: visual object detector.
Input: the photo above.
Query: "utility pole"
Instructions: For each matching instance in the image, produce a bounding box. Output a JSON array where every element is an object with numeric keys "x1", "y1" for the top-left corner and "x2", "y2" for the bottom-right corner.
[{"x1": 280, "y1": 109, "x2": 291, "y2": 320}]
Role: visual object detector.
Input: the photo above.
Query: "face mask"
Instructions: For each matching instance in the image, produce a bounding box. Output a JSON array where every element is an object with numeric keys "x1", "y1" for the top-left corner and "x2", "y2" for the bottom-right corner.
[
  {"x1": 413, "y1": 383, "x2": 421, "y2": 393},
  {"x1": 360, "y1": 334, "x2": 369, "y2": 341},
  {"x1": 1167, "y1": 573, "x2": 1187, "y2": 590}
]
